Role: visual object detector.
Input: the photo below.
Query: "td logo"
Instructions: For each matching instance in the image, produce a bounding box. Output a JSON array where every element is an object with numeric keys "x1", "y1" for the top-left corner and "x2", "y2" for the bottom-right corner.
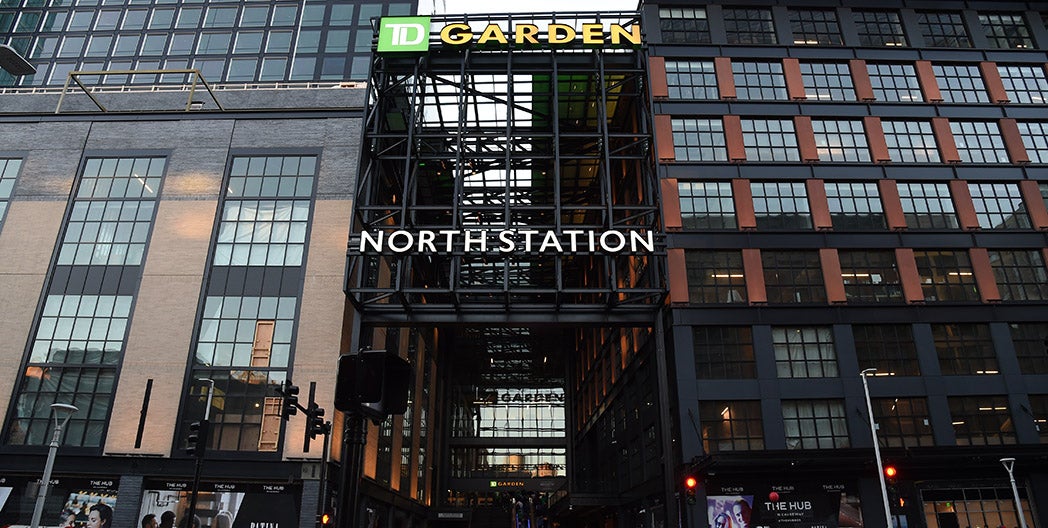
[{"x1": 378, "y1": 17, "x2": 431, "y2": 52}]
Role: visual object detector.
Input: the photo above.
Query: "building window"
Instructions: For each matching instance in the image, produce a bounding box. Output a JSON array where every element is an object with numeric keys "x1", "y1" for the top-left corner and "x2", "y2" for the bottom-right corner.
[
  {"x1": 853, "y1": 10, "x2": 907, "y2": 47},
  {"x1": 824, "y1": 182, "x2": 885, "y2": 230},
  {"x1": 772, "y1": 326, "x2": 838, "y2": 378},
  {"x1": 898, "y1": 183, "x2": 958, "y2": 229},
  {"x1": 917, "y1": 11, "x2": 972, "y2": 48},
  {"x1": 750, "y1": 182, "x2": 811, "y2": 229},
  {"x1": 671, "y1": 118, "x2": 727, "y2": 161},
  {"x1": 800, "y1": 62, "x2": 854, "y2": 101},
  {"x1": 1016, "y1": 122, "x2": 1048, "y2": 164},
  {"x1": 948, "y1": 396, "x2": 1016, "y2": 445},
  {"x1": 1009, "y1": 323, "x2": 1048, "y2": 375},
  {"x1": 997, "y1": 65, "x2": 1048, "y2": 105},
  {"x1": 214, "y1": 155, "x2": 317, "y2": 266},
  {"x1": 989, "y1": 250, "x2": 1048, "y2": 301},
  {"x1": 933, "y1": 323, "x2": 999, "y2": 375},
  {"x1": 838, "y1": 250, "x2": 902, "y2": 303},
  {"x1": 968, "y1": 183, "x2": 1030, "y2": 229},
  {"x1": 724, "y1": 8, "x2": 777, "y2": 45},
  {"x1": 788, "y1": 8, "x2": 842, "y2": 46},
  {"x1": 950, "y1": 123, "x2": 1009, "y2": 164},
  {"x1": 782, "y1": 399, "x2": 849, "y2": 449},
  {"x1": 732, "y1": 61, "x2": 787, "y2": 100},
  {"x1": 762, "y1": 250, "x2": 826, "y2": 303},
  {"x1": 979, "y1": 13, "x2": 1033, "y2": 49},
  {"x1": 867, "y1": 63, "x2": 922, "y2": 102},
  {"x1": 873, "y1": 398, "x2": 934, "y2": 447},
  {"x1": 1029, "y1": 395, "x2": 1048, "y2": 443},
  {"x1": 883, "y1": 121, "x2": 940, "y2": 163},
  {"x1": 659, "y1": 7, "x2": 711, "y2": 44},
  {"x1": 741, "y1": 119, "x2": 800, "y2": 162},
  {"x1": 914, "y1": 250, "x2": 980, "y2": 302},
  {"x1": 700, "y1": 401, "x2": 764, "y2": 453},
  {"x1": 678, "y1": 181, "x2": 735, "y2": 230},
  {"x1": 0, "y1": 158, "x2": 21, "y2": 231},
  {"x1": 933, "y1": 64, "x2": 989, "y2": 104},
  {"x1": 685, "y1": 251, "x2": 747, "y2": 304},
  {"x1": 666, "y1": 60, "x2": 718, "y2": 100},
  {"x1": 853, "y1": 324, "x2": 920, "y2": 376},
  {"x1": 693, "y1": 326, "x2": 755, "y2": 379},
  {"x1": 813, "y1": 120, "x2": 869, "y2": 162}
]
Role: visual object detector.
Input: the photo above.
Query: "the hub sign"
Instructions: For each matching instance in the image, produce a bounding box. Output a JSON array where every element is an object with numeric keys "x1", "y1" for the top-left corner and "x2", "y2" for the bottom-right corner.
[{"x1": 378, "y1": 16, "x2": 642, "y2": 53}]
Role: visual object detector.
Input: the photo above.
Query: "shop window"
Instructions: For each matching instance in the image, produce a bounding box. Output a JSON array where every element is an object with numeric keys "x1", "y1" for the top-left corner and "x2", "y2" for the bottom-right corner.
[
  {"x1": 800, "y1": 62, "x2": 854, "y2": 101},
  {"x1": 914, "y1": 250, "x2": 980, "y2": 302},
  {"x1": 699, "y1": 401, "x2": 764, "y2": 453},
  {"x1": 997, "y1": 65, "x2": 1048, "y2": 104},
  {"x1": 788, "y1": 8, "x2": 842, "y2": 46},
  {"x1": 741, "y1": 119, "x2": 800, "y2": 162},
  {"x1": 948, "y1": 396, "x2": 1016, "y2": 445},
  {"x1": 0, "y1": 158, "x2": 22, "y2": 232},
  {"x1": 951, "y1": 123, "x2": 1009, "y2": 164},
  {"x1": 867, "y1": 63, "x2": 922, "y2": 102},
  {"x1": 1009, "y1": 323, "x2": 1048, "y2": 375},
  {"x1": 671, "y1": 118, "x2": 727, "y2": 161},
  {"x1": 772, "y1": 326, "x2": 838, "y2": 378},
  {"x1": 853, "y1": 324, "x2": 920, "y2": 376},
  {"x1": 813, "y1": 120, "x2": 869, "y2": 162},
  {"x1": 838, "y1": 250, "x2": 902, "y2": 303},
  {"x1": 659, "y1": 7, "x2": 711, "y2": 44},
  {"x1": 693, "y1": 326, "x2": 755, "y2": 379},
  {"x1": 732, "y1": 61, "x2": 787, "y2": 100},
  {"x1": 882, "y1": 121, "x2": 940, "y2": 163},
  {"x1": 933, "y1": 323, "x2": 998, "y2": 375},
  {"x1": 922, "y1": 488, "x2": 1033, "y2": 528},
  {"x1": 872, "y1": 397, "x2": 934, "y2": 447},
  {"x1": 762, "y1": 250, "x2": 826, "y2": 303},
  {"x1": 853, "y1": 10, "x2": 907, "y2": 47},
  {"x1": 666, "y1": 60, "x2": 718, "y2": 100},
  {"x1": 917, "y1": 11, "x2": 972, "y2": 48},
  {"x1": 1016, "y1": 122, "x2": 1048, "y2": 164},
  {"x1": 750, "y1": 182, "x2": 811, "y2": 229},
  {"x1": 898, "y1": 183, "x2": 958, "y2": 229},
  {"x1": 685, "y1": 251, "x2": 746, "y2": 304},
  {"x1": 1028, "y1": 395, "x2": 1048, "y2": 443},
  {"x1": 782, "y1": 399, "x2": 849, "y2": 449},
  {"x1": 824, "y1": 182, "x2": 885, "y2": 230},
  {"x1": 979, "y1": 13, "x2": 1033, "y2": 49},
  {"x1": 968, "y1": 183, "x2": 1030, "y2": 229},
  {"x1": 933, "y1": 64, "x2": 989, "y2": 104},
  {"x1": 724, "y1": 8, "x2": 776, "y2": 45},
  {"x1": 989, "y1": 250, "x2": 1048, "y2": 301},
  {"x1": 679, "y1": 181, "x2": 736, "y2": 230}
]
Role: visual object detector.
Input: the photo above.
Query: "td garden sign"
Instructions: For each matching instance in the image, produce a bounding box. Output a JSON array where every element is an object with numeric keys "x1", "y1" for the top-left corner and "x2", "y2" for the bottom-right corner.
[{"x1": 378, "y1": 16, "x2": 643, "y2": 52}]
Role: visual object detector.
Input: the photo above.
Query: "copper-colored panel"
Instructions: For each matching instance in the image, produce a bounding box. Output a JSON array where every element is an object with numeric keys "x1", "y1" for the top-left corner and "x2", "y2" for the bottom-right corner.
[
  {"x1": 820, "y1": 248, "x2": 847, "y2": 303},
  {"x1": 969, "y1": 248, "x2": 1001, "y2": 303},
  {"x1": 715, "y1": 57, "x2": 737, "y2": 100},
  {"x1": 850, "y1": 59, "x2": 875, "y2": 101},
  {"x1": 668, "y1": 248, "x2": 690, "y2": 304},
  {"x1": 949, "y1": 180, "x2": 981, "y2": 230},
  {"x1": 864, "y1": 116, "x2": 892, "y2": 163},
  {"x1": 732, "y1": 179, "x2": 757, "y2": 230},
  {"x1": 979, "y1": 61, "x2": 1009, "y2": 104},
  {"x1": 783, "y1": 58, "x2": 806, "y2": 100},
  {"x1": 877, "y1": 179, "x2": 907, "y2": 230},
  {"x1": 662, "y1": 178, "x2": 682, "y2": 231},
  {"x1": 724, "y1": 115, "x2": 746, "y2": 162},
  {"x1": 1019, "y1": 180, "x2": 1048, "y2": 230},
  {"x1": 915, "y1": 60, "x2": 943, "y2": 102},
  {"x1": 795, "y1": 116, "x2": 820, "y2": 163},
  {"x1": 932, "y1": 117, "x2": 961, "y2": 163},
  {"x1": 806, "y1": 179, "x2": 832, "y2": 230},
  {"x1": 654, "y1": 114, "x2": 675, "y2": 161},
  {"x1": 999, "y1": 118, "x2": 1030, "y2": 164},
  {"x1": 742, "y1": 249, "x2": 767, "y2": 304},
  {"x1": 650, "y1": 56, "x2": 669, "y2": 100},
  {"x1": 895, "y1": 248, "x2": 924, "y2": 303}
]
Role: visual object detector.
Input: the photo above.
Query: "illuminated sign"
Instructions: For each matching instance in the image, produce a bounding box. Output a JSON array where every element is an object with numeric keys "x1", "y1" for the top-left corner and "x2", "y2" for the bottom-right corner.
[
  {"x1": 357, "y1": 229, "x2": 654, "y2": 255},
  {"x1": 377, "y1": 17, "x2": 642, "y2": 53}
]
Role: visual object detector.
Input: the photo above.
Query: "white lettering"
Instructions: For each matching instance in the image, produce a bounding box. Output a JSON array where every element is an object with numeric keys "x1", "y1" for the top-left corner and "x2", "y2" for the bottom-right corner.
[
  {"x1": 600, "y1": 230, "x2": 627, "y2": 252},
  {"x1": 359, "y1": 230, "x2": 384, "y2": 252},
  {"x1": 538, "y1": 231, "x2": 564, "y2": 253},
  {"x1": 498, "y1": 230, "x2": 516, "y2": 253},
  {"x1": 388, "y1": 230, "x2": 414, "y2": 253},
  {"x1": 630, "y1": 230, "x2": 654, "y2": 252},
  {"x1": 418, "y1": 230, "x2": 436, "y2": 252},
  {"x1": 464, "y1": 229, "x2": 487, "y2": 252},
  {"x1": 387, "y1": 23, "x2": 426, "y2": 46}
]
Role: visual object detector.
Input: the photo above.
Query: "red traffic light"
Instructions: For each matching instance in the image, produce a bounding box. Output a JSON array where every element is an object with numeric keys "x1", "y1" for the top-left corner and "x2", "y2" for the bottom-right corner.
[
  {"x1": 884, "y1": 466, "x2": 897, "y2": 478},
  {"x1": 319, "y1": 512, "x2": 332, "y2": 525},
  {"x1": 685, "y1": 476, "x2": 699, "y2": 489}
]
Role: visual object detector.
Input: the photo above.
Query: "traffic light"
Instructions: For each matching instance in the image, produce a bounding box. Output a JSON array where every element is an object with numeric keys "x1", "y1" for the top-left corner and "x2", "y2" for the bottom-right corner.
[
  {"x1": 278, "y1": 381, "x2": 300, "y2": 420},
  {"x1": 884, "y1": 465, "x2": 898, "y2": 481},
  {"x1": 684, "y1": 475, "x2": 699, "y2": 505},
  {"x1": 334, "y1": 350, "x2": 413, "y2": 419},
  {"x1": 884, "y1": 465, "x2": 901, "y2": 509},
  {"x1": 317, "y1": 511, "x2": 333, "y2": 526},
  {"x1": 307, "y1": 403, "x2": 329, "y2": 439},
  {"x1": 186, "y1": 420, "x2": 208, "y2": 458}
]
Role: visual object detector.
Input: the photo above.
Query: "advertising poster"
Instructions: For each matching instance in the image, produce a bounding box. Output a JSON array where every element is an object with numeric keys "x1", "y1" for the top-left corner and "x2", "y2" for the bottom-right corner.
[
  {"x1": 139, "y1": 480, "x2": 299, "y2": 528},
  {"x1": 707, "y1": 481, "x2": 862, "y2": 528},
  {"x1": 0, "y1": 475, "x2": 118, "y2": 528}
]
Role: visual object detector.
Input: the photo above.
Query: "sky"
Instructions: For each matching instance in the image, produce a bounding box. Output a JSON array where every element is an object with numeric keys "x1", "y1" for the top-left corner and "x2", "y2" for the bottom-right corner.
[{"x1": 420, "y1": 0, "x2": 640, "y2": 15}]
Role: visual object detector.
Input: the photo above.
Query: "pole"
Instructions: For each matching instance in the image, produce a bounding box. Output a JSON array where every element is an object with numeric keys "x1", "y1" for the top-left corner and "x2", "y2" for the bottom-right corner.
[
  {"x1": 187, "y1": 379, "x2": 215, "y2": 528},
  {"x1": 860, "y1": 369, "x2": 894, "y2": 528},
  {"x1": 318, "y1": 422, "x2": 332, "y2": 521},
  {"x1": 30, "y1": 403, "x2": 78, "y2": 528},
  {"x1": 338, "y1": 411, "x2": 367, "y2": 528},
  {"x1": 1000, "y1": 458, "x2": 1030, "y2": 528}
]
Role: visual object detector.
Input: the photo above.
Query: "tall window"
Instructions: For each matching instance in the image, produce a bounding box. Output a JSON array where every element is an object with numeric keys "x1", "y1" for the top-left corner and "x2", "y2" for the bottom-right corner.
[
  {"x1": 853, "y1": 10, "x2": 907, "y2": 47},
  {"x1": 914, "y1": 250, "x2": 980, "y2": 302},
  {"x1": 968, "y1": 183, "x2": 1030, "y2": 229},
  {"x1": 824, "y1": 182, "x2": 885, "y2": 230},
  {"x1": 666, "y1": 60, "x2": 718, "y2": 100},
  {"x1": 659, "y1": 7, "x2": 711, "y2": 44},
  {"x1": 948, "y1": 396, "x2": 1016, "y2": 445},
  {"x1": 750, "y1": 182, "x2": 811, "y2": 229},
  {"x1": 934, "y1": 64, "x2": 989, "y2": 104},
  {"x1": 672, "y1": 118, "x2": 727, "y2": 161},
  {"x1": 997, "y1": 65, "x2": 1048, "y2": 104},
  {"x1": 1016, "y1": 122, "x2": 1048, "y2": 163},
  {"x1": 693, "y1": 326, "x2": 755, "y2": 379},
  {"x1": 950, "y1": 123, "x2": 1009, "y2": 164},
  {"x1": 917, "y1": 11, "x2": 972, "y2": 48},
  {"x1": 883, "y1": 121, "x2": 940, "y2": 163},
  {"x1": 853, "y1": 324, "x2": 920, "y2": 376},
  {"x1": 800, "y1": 63, "x2": 855, "y2": 101},
  {"x1": 872, "y1": 398, "x2": 934, "y2": 447},
  {"x1": 772, "y1": 326, "x2": 838, "y2": 378},
  {"x1": 813, "y1": 120, "x2": 870, "y2": 162},
  {"x1": 679, "y1": 181, "x2": 735, "y2": 230},
  {"x1": 867, "y1": 63, "x2": 922, "y2": 102},
  {"x1": 1009, "y1": 323, "x2": 1048, "y2": 375},
  {"x1": 685, "y1": 251, "x2": 747, "y2": 304},
  {"x1": 741, "y1": 119, "x2": 799, "y2": 162},
  {"x1": 1029, "y1": 395, "x2": 1048, "y2": 443},
  {"x1": 838, "y1": 250, "x2": 902, "y2": 303},
  {"x1": 700, "y1": 401, "x2": 763, "y2": 453},
  {"x1": 898, "y1": 183, "x2": 958, "y2": 229},
  {"x1": 782, "y1": 399, "x2": 849, "y2": 449},
  {"x1": 989, "y1": 250, "x2": 1048, "y2": 301},
  {"x1": 0, "y1": 158, "x2": 21, "y2": 231},
  {"x1": 979, "y1": 13, "x2": 1033, "y2": 49},
  {"x1": 724, "y1": 8, "x2": 777, "y2": 45},
  {"x1": 933, "y1": 323, "x2": 999, "y2": 375},
  {"x1": 788, "y1": 8, "x2": 842, "y2": 46},
  {"x1": 762, "y1": 250, "x2": 826, "y2": 303},
  {"x1": 732, "y1": 61, "x2": 786, "y2": 100}
]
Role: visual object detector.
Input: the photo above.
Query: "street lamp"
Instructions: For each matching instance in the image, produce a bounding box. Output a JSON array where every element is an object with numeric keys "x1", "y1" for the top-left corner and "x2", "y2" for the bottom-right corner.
[
  {"x1": 29, "y1": 403, "x2": 79, "y2": 528},
  {"x1": 860, "y1": 368, "x2": 894, "y2": 528},
  {"x1": 0, "y1": 43, "x2": 36, "y2": 76},
  {"x1": 1000, "y1": 458, "x2": 1029, "y2": 528},
  {"x1": 186, "y1": 378, "x2": 215, "y2": 528}
]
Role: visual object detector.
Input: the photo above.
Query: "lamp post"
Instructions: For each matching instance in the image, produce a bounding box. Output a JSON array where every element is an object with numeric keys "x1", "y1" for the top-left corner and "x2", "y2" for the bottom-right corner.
[
  {"x1": 29, "y1": 403, "x2": 79, "y2": 528},
  {"x1": 1000, "y1": 458, "x2": 1029, "y2": 528},
  {"x1": 0, "y1": 43, "x2": 36, "y2": 75},
  {"x1": 860, "y1": 368, "x2": 894, "y2": 528},
  {"x1": 186, "y1": 378, "x2": 215, "y2": 528}
]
